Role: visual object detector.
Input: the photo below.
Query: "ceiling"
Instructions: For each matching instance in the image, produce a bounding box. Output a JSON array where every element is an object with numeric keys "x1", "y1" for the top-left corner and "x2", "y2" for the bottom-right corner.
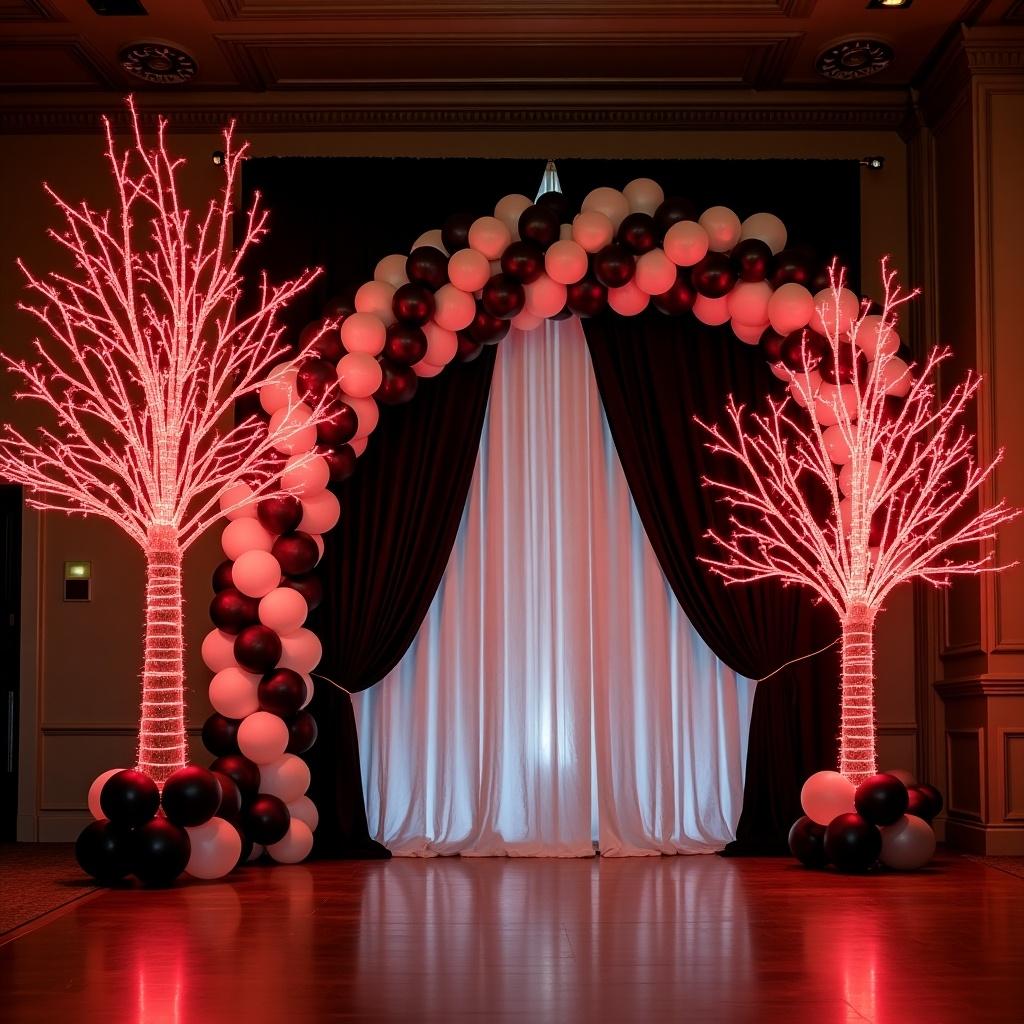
[{"x1": 0, "y1": 0, "x2": 1019, "y2": 97}]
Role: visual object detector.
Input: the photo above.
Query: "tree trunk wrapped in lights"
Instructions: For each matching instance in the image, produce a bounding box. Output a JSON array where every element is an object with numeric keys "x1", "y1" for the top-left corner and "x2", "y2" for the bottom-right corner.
[
  {"x1": 699, "y1": 259, "x2": 1020, "y2": 785},
  {"x1": 0, "y1": 99, "x2": 327, "y2": 783}
]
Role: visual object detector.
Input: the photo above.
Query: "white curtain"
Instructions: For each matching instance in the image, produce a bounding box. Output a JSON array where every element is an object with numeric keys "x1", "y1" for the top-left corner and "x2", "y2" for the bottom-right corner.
[{"x1": 352, "y1": 317, "x2": 755, "y2": 856}]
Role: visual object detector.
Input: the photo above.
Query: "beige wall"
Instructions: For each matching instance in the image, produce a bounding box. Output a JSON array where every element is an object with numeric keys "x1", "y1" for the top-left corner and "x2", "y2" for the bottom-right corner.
[{"x1": 3, "y1": 124, "x2": 915, "y2": 841}]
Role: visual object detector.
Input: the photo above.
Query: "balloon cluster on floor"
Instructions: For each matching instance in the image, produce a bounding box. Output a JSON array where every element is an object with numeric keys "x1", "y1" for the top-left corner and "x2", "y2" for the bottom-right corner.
[{"x1": 789, "y1": 769, "x2": 943, "y2": 873}]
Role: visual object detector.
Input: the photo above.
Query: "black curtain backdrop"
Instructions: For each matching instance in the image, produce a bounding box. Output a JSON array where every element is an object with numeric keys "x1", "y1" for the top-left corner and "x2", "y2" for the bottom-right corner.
[{"x1": 241, "y1": 156, "x2": 859, "y2": 856}]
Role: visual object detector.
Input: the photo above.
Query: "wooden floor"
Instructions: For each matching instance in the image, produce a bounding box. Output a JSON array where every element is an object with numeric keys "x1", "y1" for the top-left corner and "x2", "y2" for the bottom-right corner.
[{"x1": 1, "y1": 851, "x2": 1022, "y2": 1023}]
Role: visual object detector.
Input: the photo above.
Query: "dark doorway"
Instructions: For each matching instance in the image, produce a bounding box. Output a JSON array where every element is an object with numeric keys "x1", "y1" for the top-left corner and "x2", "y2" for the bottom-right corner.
[{"x1": 0, "y1": 486, "x2": 21, "y2": 840}]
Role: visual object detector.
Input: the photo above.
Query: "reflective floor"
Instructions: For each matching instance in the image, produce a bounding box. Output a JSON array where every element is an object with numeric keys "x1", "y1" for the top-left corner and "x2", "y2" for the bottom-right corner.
[{"x1": 1, "y1": 852, "x2": 1022, "y2": 1023}]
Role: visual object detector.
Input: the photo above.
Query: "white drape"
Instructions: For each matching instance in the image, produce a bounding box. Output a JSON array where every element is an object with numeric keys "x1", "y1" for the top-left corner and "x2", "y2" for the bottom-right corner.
[{"x1": 353, "y1": 317, "x2": 755, "y2": 856}]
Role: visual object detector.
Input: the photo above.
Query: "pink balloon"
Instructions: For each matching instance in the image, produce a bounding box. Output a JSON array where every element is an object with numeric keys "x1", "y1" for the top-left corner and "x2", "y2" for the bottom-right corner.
[
  {"x1": 422, "y1": 322, "x2": 458, "y2": 366},
  {"x1": 373, "y1": 253, "x2": 408, "y2": 289},
  {"x1": 693, "y1": 294, "x2": 731, "y2": 326},
  {"x1": 412, "y1": 360, "x2": 445, "y2": 378},
  {"x1": 447, "y1": 249, "x2": 491, "y2": 293},
  {"x1": 699, "y1": 205, "x2": 742, "y2": 252},
  {"x1": 731, "y1": 320, "x2": 768, "y2": 346},
  {"x1": 663, "y1": 220, "x2": 708, "y2": 267},
  {"x1": 468, "y1": 216, "x2": 511, "y2": 260},
  {"x1": 581, "y1": 187, "x2": 629, "y2": 228},
  {"x1": 268, "y1": 403, "x2": 316, "y2": 456},
  {"x1": 354, "y1": 280, "x2": 396, "y2": 326},
  {"x1": 880, "y1": 814, "x2": 935, "y2": 870},
  {"x1": 281, "y1": 453, "x2": 330, "y2": 497},
  {"x1": 185, "y1": 817, "x2": 242, "y2": 880},
  {"x1": 623, "y1": 177, "x2": 664, "y2": 216},
  {"x1": 511, "y1": 309, "x2": 544, "y2": 331},
  {"x1": 800, "y1": 770, "x2": 856, "y2": 826},
  {"x1": 221, "y1": 518, "x2": 274, "y2": 561},
  {"x1": 524, "y1": 275, "x2": 567, "y2": 319},
  {"x1": 340, "y1": 312, "x2": 386, "y2": 355},
  {"x1": 337, "y1": 351, "x2": 383, "y2": 399},
  {"x1": 299, "y1": 671, "x2": 314, "y2": 709},
  {"x1": 822, "y1": 423, "x2": 856, "y2": 464},
  {"x1": 433, "y1": 284, "x2": 477, "y2": 332},
  {"x1": 287, "y1": 795, "x2": 319, "y2": 832},
  {"x1": 238, "y1": 711, "x2": 289, "y2": 765},
  {"x1": 88, "y1": 768, "x2": 123, "y2": 820},
  {"x1": 545, "y1": 239, "x2": 589, "y2": 285},
  {"x1": 259, "y1": 366, "x2": 298, "y2": 415},
  {"x1": 267, "y1": 818, "x2": 314, "y2": 864},
  {"x1": 788, "y1": 370, "x2": 821, "y2": 409},
  {"x1": 856, "y1": 315, "x2": 900, "y2": 359},
  {"x1": 571, "y1": 210, "x2": 614, "y2": 253},
  {"x1": 839, "y1": 459, "x2": 882, "y2": 497},
  {"x1": 350, "y1": 436, "x2": 368, "y2": 457},
  {"x1": 879, "y1": 356, "x2": 912, "y2": 397},
  {"x1": 258, "y1": 587, "x2": 308, "y2": 634},
  {"x1": 727, "y1": 281, "x2": 773, "y2": 327},
  {"x1": 202, "y1": 629, "x2": 239, "y2": 673},
  {"x1": 345, "y1": 395, "x2": 379, "y2": 440},
  {"x1": 839, "y1": 496, "x2": 853, "y2": 533},
  {"x1": 634, "y1": 249, "x2": 677, "y2": 296},
  {"x1": 278, "y1": 628, "x2": 322, "y2": 674},
  {"x1": 209, "y1": 666, "x2": 260, "y2": 718},
  {"x1": 298, "y1": 489, "x2": 340, "y2": 535},
  {"x1": 607, "y1": 279, "x2": 650, "y2": 317},
  {"x1": 769, "y1": 361, "x2": 791, "y2": 381},
  {"x1": 232, "y1": 549, "x2": 282, "y2": 598},
  {"x1": 494, "y1": 193, "x2": 532, "y2": 235},
  {"x1": 811, "y1": 286, "x2": 860, "y2": 336},
  {"x1": 768, "y1": 283, "x2": 814, "y2": 335},
  {"x1": 817, "y1": 382, "x2": 859, "y2": 425},
  {"x1": 258, "y1": 753, "x2": 311, "y2": 804},
  {"x1": 219, "y1": 482, "x2": 257, "y2": 522}
]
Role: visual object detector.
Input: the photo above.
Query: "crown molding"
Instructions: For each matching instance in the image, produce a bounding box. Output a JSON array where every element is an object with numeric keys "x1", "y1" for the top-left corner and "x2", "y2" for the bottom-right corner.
[{"x1": 0, "y1": 88, "x2": 910, "y2": 134}]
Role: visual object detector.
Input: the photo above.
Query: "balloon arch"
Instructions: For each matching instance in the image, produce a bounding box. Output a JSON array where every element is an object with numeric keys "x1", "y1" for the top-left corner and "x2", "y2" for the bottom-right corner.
[{"x1": 194, "y1": 179, "x2": 902, "y2": 874}]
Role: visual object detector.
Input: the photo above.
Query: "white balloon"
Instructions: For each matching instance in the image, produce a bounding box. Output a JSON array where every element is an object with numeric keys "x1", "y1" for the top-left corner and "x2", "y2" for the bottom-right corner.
[
  {"x1": 412, "y1": 228, "x2": 446, "y2": 254},
  {"x1": 278, "y1": 628, "x2": 323, "y2": 674},
  {"x1": 185, "y1": 818, "x2": 242, "y2": 880},
  {"x1": 268, "y1": 403, "x2": 316, "y2": 456},
  {"x1": 258, "y1": 587, "x2": 308, "y2": 635},
  {"x1": 739, "y1": 212, "x2": 787, "y2": 254},
  {"x1": 287, "y1": 795, "x2": 319, "y2": 832},
  {"x1": 237, "y1": 711, "x2": 289, "y2": 765},
  {"x1": 699, "y1": 206, "x2": 742, "y2": 252},
  {"x1": 768, "y1": 283, "x2": 814, "y2": 336},
  {"x1": 202, "y1": 629, "x2": 240, "y2": 674},
  {"x1": 634, "y1": 249, "x2": 677, "y2": 296},
  {"x1": 267, "y1": 819, "x2": 314, "y2": 864},
  {"x1": 623, "y1": 177, "x2": 665, "y2": 216},
  {"x1": 693, "y1": 294, "x2": 731, "y2": 326},
  {"x1": 232, "y1": 549, "x2": 282, "y2": 599},
  {"x1": 880, "y1": 814, "x2": 936, "y2": 870},
  {"x1": 298, "y1": 489, "x2": 340, "y2": 535},
  {"x1": 88, "y1": 768, "x2": 123, "y2": 820},
  {"x1": 494, "y1": 193, "x2": 532, "y2": 236},
  {"x1": 373, "y1": 253, "x2": 409, "y2": 289},
  {"x1": 800, "y1": 770, "x2": 855, "y2": 826},
  {"x1": 663, "y1": 220, "x2": 708, "y2": 267},
  {"x1": 219, "y1": 483, "x2": 257, "y2": 522},
  {"x1": 258, "y1": 754, "x2": 311, "y2": 804},
  {"x1": 209, "y1": 666, "x2": 260, "y2": 718}
]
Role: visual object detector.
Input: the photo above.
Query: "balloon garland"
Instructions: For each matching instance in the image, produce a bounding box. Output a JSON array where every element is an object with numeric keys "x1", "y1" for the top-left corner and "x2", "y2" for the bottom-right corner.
[{"x1": 78, "y1": 177, "x2": 924, "y2": 884}]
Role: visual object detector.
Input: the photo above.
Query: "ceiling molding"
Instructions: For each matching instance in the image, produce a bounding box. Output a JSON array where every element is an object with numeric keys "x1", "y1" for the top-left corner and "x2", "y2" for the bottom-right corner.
[
  {"x1": 0, "y1": 89, "x2": 910, "y2": 134},
  {"x1": 0, "y1": 35, "x2": 117, "y2": 90},
  {"x1": 0, "y1": 0, "x2": 63, "y2": 21}
]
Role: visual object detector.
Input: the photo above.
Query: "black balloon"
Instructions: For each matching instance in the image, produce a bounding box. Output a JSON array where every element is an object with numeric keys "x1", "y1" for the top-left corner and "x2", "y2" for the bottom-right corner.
[
  {"x1": 788, "y1": 815, "x2": 828, "y2": 868},
  {"x1": 914, "y1": 783, "x2": 943, "y2": 820},
  {"x1": 100, "y1": 769, "x2": 160, "y2": 827},
  {"x1": 481, "y1": 273, "x2": 526, "y2": 319},
  {"x1": 375, "y1": 359, "x2": 419, "y2": 405},
  {"x1": 212, "y1": 771, "x2": 242, "y2": 821},
  {"x1": 286, "y1": 711, "x2": 319, "y2": 755},
  {"x1": 759, "y1": 329, "x2": 786, "y2": 364},
  {"x1": 384, "y1": 323, "x2": 428, "y2": 366},
  {"x1": 441, "y1": 211, "x2": 475, "y2": 254},
  {"x1": 202, "y1": 713, "x2": 241, "y2": 757},
  {"x1": 500, "y1": 240, "x2": 545, "y2": 284},
  {"x1": 406, "y1": 246, "x2": 449, "y2": 291},
  {"x1": 392, "y1": 283, "x2": 435, "y2": 326},
  {"x1": 320, "y1": 443, "x2": 357, "y2": 485},
  {"x1": 257, "y1": 494, "x2": 302, "y2": 535},
  {"x1": 161, "y1": 765, "x2": 223, "y2": 828},
  {"x1": 212, "y1": 559, "x2": 235, "y2": 593},
  {"x1": 854, "y1": 773, "x2": 909, "y2": 827},
  {"x1": 566, "y1": 277, "x2": 608, "y2": 318},
  {"x1": 456, "y1": 334, "x2": 485, "y2": 362},
  {"x1": 243, "y1": 794, "x2": 291, "y2": 846},
  {"x1": 130, "y1": 818, "x2": 191, "y2": 886},
  {"x1": 652, "y1": 270, "x2": 697, "y2": 316},
  {"x1": 616, "y1": 213, "x2": 658, "y2": 254},
  {"x1": 653, "y1": 196, "x2": 697, "y2": 239},
  {"x1": 809, "y1": 265, "x2": 832, "y2": 294},
  {"x1": 296, "y1": 357, "x2": 337, "y2": 403},
  {"x1": 236, "y1": 826, "x2": 255, "y2": 866},
  {"x1": 770, "y1": 248, "x2": 816, "y2": 288},
  {"x1": 210, "y1": 753, "x2": 261, "y2": 798},
  {"x1": 305, "y1": 321, "x2": 344, "y2": 363},
  {"x1": 731, "y1": 238, "x2": 773, "y2": 282},
  {"x1": 209, "y1": 587, "x2": 259, "y2": 635},
  {"x1": 518, "y1": 205, "x2": 560, "y2": 249},
  {"x1": 282, "y1": 572, "x2": 324, "y2": 612},
  {"x1": 781, "y1": 329, "x2": 827, "y2": 372},
  {"x1": 272, "y1": 531, "x2": 319, "y2": 576},
  {"x1": 466, "y1": 305, "x2": 510, "y2": 345},
  {"x1": 317, "y1": 401, "x2": 358, "y2": 447},
  {"x1": 321, "y1": 290, "x2": 357, "y2": 320},
  {"x1": 259, "y1": 668, "x2": 307, "y2": 717},
  {"x1": 592, "y1": 244, "x2": 635, "y2": 289},
  {"x1": 824, "y1": 812, "x2": 882, "y2": 872},
  {"x1": 819, "y1": 345, "x2": 867, "y2": 385},
  {"x1": 535, "y1": 190, "x2": 570, "y2": 224},
  {"x1": 75, "y1": 821, "x2": 133, "y2": 883},
  {"x1": 234, "y1": 624, "x2": 282, "y2": 674},
  {"x1": 690, "y1": 253, "x2": 736, "y2": 298},
  {"x1": 551, "y1": 304, "x2": 573, "y2": 321},
  {"x1": 906, "y1": 785, "x2": 938, "y2": 822}
]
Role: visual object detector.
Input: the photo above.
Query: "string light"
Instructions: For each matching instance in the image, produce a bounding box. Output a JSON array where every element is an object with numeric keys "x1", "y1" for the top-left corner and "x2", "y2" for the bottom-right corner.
[
  {"x1": 0, "y1": 99, "x2": 327, "y2": 783},
  {"x1": 698, "y1": 258, "x2": 1020, "y2": 784}
]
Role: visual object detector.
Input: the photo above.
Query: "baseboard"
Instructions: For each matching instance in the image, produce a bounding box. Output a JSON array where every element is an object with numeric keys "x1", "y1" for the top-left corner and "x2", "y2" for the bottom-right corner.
[
  {"x1": 34, "y1": 812, "x2": 91, "y2": 843},
  {"x1": 946, "y1": 817, "x2": 1024, "y2": 855}
]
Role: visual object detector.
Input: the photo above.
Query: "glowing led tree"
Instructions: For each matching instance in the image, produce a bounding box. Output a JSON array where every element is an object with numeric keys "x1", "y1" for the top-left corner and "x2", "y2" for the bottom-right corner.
[
  {"x1": 700, "y1": 259, "x2": 1019, "y2": 784},
  {"x1": 0, "y1": 100, "x2": 324, "y2": 782}
]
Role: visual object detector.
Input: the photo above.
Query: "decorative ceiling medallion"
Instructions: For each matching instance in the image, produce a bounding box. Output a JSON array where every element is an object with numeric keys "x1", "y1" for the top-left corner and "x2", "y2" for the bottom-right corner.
[
  {"x1": 119, "y1": 41, "x2": 197, "y2": 85},
  {"x1": 815, "y1": 38, "x2": 893, "y2": 81}
]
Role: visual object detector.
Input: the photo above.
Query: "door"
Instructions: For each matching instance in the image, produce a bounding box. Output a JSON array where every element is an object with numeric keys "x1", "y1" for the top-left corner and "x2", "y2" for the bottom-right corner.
[{"x1": 0, "y1": 486, "x2": 21, "y2": 840}]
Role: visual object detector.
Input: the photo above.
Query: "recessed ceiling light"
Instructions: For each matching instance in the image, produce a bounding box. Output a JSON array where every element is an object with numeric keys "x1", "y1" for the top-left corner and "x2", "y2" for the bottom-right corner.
[{"x1": 866, "y1": 0, "x2": 912, "y2": 8}]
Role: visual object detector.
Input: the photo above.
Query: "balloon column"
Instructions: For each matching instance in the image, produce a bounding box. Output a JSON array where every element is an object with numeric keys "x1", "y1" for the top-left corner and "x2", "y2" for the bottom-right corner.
[{"x1": 790, "y1": 770, "x2": 943, "y2": 872}]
